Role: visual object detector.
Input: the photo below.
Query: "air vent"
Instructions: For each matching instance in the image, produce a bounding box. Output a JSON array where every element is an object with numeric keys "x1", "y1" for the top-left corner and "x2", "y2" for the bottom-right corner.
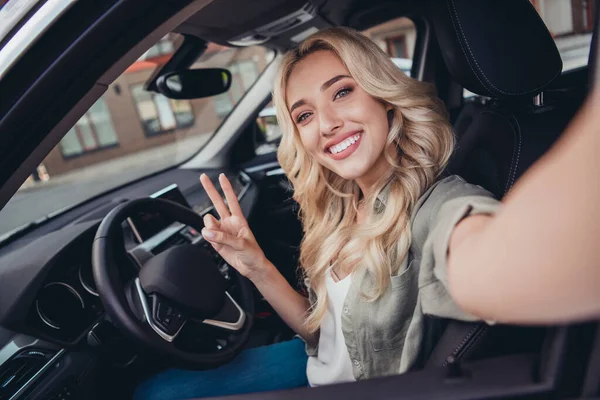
[{"x1": 0, "y1": 349, "x2": 57, "y2": 400}]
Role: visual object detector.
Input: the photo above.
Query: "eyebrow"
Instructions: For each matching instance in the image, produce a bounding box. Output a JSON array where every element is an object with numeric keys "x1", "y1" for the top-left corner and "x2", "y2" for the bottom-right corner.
[{"x1": 288, "y1": 74, "x2": 351, "y2": 114}]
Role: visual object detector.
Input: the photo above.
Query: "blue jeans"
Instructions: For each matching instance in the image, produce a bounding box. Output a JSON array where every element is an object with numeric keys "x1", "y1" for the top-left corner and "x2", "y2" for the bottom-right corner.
[{"x1": 134, "y1": 338, "x2": 309, "y2": 400}]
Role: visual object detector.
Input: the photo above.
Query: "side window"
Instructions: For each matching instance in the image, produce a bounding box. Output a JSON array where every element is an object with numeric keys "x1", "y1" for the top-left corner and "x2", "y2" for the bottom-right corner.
[
  {"x1": 531, "y1": 0, "x2": 596, "y2": 72},
  {"x1": 362, "y1": 17, "x2": 417, "y2": 77},
  {"x1": 465, "y1": 0, "x2": 597, "y2": 100},
  {"x1": 253, "y1": 17, "x2": 418, "y2": 155},
  {"x1": 59, "y1": 98, "x2": 119, "y2": 158},
  {"x1": 255, "y1": 102, "x2": 282, "y2": 155}
]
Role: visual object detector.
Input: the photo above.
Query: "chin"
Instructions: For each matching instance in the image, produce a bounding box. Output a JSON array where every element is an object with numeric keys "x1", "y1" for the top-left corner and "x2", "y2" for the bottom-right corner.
[
  {"x1": 320, "y1": 156, "x2": 373, "y2": 182},
  {"x1": 328, "y1": 166, "x2": 367, "y2": 181}
]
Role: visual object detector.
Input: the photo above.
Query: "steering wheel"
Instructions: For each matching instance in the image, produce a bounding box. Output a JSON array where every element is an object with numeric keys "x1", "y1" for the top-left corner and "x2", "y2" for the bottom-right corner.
[{"x1": 91, "y1": 197, "x2": 254, "y2": 369}]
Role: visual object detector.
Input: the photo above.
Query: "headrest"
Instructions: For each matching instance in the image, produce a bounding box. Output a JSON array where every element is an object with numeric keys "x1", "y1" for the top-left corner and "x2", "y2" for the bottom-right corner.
[{"x1": 427, "y1": 0, "x2": 563, "y2": 99}]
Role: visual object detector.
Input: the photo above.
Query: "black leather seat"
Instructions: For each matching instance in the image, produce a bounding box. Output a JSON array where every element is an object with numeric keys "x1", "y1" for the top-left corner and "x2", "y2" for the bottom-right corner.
[
  {"x1": 419, "y1": 0, "x2": 585, "y2": 368},
  {"x1": 430, "y1": 0, "x2": 578, "y2": 198}
]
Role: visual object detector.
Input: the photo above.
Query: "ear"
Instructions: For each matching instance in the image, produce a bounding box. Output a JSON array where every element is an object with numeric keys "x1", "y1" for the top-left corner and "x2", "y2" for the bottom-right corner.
[{"x1": 387, "y1": 107, "x2": 394, "y2": 126}]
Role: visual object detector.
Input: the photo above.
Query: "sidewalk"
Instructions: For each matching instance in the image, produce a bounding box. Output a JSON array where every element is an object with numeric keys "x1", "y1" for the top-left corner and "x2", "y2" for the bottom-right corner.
[
  {"x1": 19, "y1": 133, "x2": 213, "y2": 193},
  {"x1": 1, "y1": 133, "x2": 213, "y2": 237}
]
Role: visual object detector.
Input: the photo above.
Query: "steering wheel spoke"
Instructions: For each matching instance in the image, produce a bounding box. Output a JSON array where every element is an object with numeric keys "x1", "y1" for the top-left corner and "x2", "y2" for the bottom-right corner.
[
  {"x1": 134, "y1": 278, "x2": 186, "y2": 342},
  {"x1": 202, "y1": 292, "x2": 246, "y2": 332}
]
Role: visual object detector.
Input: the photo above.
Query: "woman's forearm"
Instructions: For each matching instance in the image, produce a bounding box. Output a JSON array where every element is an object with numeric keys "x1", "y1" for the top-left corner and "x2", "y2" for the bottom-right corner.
[
  {"x1": 251, "y1": 259, "x2": 317, "y2": 346},
  {"x1": 449, "y1": 92, "x2": 600, "y2": 324}
]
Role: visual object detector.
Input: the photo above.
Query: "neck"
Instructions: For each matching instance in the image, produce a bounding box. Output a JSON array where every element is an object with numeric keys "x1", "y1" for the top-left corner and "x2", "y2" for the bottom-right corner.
[{"x1": 355, "y1": 145, "x2": 395, "y2": 200}]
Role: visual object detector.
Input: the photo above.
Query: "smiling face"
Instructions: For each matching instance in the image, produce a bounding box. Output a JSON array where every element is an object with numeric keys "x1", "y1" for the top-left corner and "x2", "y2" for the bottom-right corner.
[{"x1": 286, "y1": 50, "x2": 394, "y2": 192}]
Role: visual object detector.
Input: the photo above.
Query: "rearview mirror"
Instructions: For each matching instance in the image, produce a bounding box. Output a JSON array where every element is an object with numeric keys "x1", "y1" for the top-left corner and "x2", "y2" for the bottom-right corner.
[{"x1": 156, "y1": 69, "x2": 232, "y2": 99}]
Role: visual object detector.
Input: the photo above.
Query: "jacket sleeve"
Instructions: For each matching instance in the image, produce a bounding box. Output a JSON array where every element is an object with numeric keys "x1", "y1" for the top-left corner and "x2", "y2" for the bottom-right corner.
[
  {"x1": 301, "y1": 277, "x2": 319, "y2": 356},
  {"x1": 413, "y1": 175, "x2": 501, "y2": 321}
]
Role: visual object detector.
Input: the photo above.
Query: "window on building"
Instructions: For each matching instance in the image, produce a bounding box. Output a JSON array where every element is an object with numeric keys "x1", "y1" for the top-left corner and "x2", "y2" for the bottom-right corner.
[
  {"x1": 131, "y1": 85, "x2": 195, "y2": 136},
  {"x1": 59, "y1": 98, "x2": 119, "y2": 157}
]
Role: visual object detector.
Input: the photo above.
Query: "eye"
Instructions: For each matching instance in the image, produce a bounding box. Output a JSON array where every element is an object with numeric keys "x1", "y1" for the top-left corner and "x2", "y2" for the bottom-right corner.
[
  {"x1": 296, "y1": 112, "x2": 311, "y2": 123},
  {"x1": 334, "y1": 87, "x2": 352, "y2": 100}
]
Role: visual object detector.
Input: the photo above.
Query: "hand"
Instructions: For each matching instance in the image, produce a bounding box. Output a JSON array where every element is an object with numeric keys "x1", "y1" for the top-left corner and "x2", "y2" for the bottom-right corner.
[{"x1": 199, "y1": 173, "x2": 268, "y2": 281}]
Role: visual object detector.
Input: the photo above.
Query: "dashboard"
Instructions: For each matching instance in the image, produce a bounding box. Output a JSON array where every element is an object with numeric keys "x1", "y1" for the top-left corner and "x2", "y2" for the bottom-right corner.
[
  {"x1": 31, "y1": 229, "x2": 105, "y2": 344},
  {"x1": 0, "y1": 171, "x2": 253, "y2": 347},
  {"x1": 0, "y1": 157, "x2": 296, "y2": 400},
  {"x1": 0, "y1": 167, "x2": 270, "y2": 400}
]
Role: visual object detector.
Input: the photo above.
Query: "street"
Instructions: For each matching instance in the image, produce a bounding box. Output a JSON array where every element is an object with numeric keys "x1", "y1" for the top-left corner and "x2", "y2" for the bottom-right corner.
[{"x1": 0, "y1": 134, "x2": 211, "y2": 239}]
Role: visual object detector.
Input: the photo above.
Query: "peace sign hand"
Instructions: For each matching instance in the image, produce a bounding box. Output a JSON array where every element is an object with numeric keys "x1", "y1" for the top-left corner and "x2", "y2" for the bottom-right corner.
[{"x1": 199, "y1": 173, "x2": 267, "y2": 282}]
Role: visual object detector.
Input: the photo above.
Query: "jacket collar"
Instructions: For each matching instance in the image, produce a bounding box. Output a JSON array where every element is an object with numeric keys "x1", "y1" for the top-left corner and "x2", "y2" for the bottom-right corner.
[{"x1": 375, "y1": 179, "x2": 393, "y2": 210}]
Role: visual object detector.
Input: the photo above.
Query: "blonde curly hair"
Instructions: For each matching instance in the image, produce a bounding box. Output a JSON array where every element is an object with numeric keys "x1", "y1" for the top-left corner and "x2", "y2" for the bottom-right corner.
[{"x1": 273, "y1": 27, "x2": 454, "y2": 333}]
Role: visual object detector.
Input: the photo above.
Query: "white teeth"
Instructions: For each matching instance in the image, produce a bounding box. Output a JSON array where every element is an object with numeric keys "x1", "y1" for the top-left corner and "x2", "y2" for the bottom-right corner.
[{"x1": 329, "y1": 134, "x2": 361, "y2": 154}]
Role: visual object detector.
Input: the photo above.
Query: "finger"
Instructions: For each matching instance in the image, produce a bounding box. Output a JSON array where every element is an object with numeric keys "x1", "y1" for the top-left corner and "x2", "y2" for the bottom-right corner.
[
  {"x1": 208, "y1": 240, "x2": 223, "y2": 252},
  {"x1": 203, "y1": 213, "x2": 221, "y2": 230},
  {"x1": 219, "y1": 173, "x2": 244, "y2": 217},
  {"x1": 200, "y1": 173, "x2": 231, "y2": 219},
  {"x1": 201, "y1": 228, "x2": 244, "y2": 251}
]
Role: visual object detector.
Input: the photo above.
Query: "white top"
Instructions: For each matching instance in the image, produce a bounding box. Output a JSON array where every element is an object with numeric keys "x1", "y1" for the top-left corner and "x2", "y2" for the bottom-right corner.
[{"x1": 306, "y1": 269, "x2": 355, "y2": 387}]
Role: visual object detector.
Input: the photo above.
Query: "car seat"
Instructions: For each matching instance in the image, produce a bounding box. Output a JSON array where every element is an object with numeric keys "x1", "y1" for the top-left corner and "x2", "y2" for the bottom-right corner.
[{"x1": 419, "y1": 0, "x2": 586, "y2": 368}]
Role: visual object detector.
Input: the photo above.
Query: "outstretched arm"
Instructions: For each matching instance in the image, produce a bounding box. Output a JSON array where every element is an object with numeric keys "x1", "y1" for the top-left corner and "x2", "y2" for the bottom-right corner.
[{"x1": 447, "y1": 91, "x2": 600, "y2": 325}]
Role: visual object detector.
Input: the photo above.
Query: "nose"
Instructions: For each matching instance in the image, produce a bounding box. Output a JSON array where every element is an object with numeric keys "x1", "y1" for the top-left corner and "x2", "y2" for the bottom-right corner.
[{"x1": 318, "y1": 104, "x2": 343, "y2": 136}]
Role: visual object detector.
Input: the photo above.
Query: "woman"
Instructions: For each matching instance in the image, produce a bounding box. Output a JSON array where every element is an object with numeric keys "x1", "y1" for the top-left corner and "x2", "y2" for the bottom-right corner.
[{"x1": 135, "y1": 26, "x2": 500, "y2": 399}]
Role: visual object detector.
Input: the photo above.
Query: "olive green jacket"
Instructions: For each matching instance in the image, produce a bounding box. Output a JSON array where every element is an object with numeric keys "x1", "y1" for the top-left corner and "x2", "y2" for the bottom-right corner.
[{"x1": 304, "y1": 175, "x2": 500, "y2": 379}]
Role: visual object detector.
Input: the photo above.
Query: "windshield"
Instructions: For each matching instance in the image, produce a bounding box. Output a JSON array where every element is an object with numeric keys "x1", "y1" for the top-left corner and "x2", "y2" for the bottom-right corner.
[{"x1": 0, "y1": 33, "x2": 274, "y2": 239}]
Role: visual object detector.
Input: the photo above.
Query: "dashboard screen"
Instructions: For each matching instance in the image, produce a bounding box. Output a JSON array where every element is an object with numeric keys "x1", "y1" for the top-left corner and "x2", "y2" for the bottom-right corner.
[{"x1": 128, "y1": 184, "x2": 191, "y2": 242}]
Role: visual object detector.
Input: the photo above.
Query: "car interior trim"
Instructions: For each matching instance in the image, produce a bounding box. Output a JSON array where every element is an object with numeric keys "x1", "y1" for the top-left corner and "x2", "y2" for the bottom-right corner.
[
  {"x1": 244, "y1": 161, "x2": 281, "y2": 174},
  {"x1": 197, "y1": 171, "x2": 252, "y2": 216},
  {"x1": 132, "y1": 223, "x2": 186, "y2": 253},
  {"x1": 202, "y1": 292, "x2": 247, "y2": 331},
  {"x1": 134, "y1": 277, "x2": 186, "y2": 343},
  {"x1": 35, "y1": 302, "x2": 60, "y2": 331},
  {"x1": 0, "y1": 0, "x2": 77, "y2": 80},
  {"x1": 1, "y1": 335, "x2": 42, "y2": 366},
  {"x1": 0, "y1": 334, "x2": 64, "y2": 400},
  {"x1": 8, "y1": 348, "x2": 65, "y2": 400},
  {"x1": 78, "y1": 265, "x2": 99, "y2": 297},
  {"x1": 414, "y1": 18, "x2": 430, "y2": 81},
  {"x1": 35, "y1": 282, "x2": 85, "y2": 331},
  {"x1": 126, "y1": 217, "x2": 145, "y2": 244},
  {"x1": 265, "y1": 168, "x2": 285, "y2": 177},
  {"x1": 149, "y1": 184, "x2": 180, "y2": 199}
]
